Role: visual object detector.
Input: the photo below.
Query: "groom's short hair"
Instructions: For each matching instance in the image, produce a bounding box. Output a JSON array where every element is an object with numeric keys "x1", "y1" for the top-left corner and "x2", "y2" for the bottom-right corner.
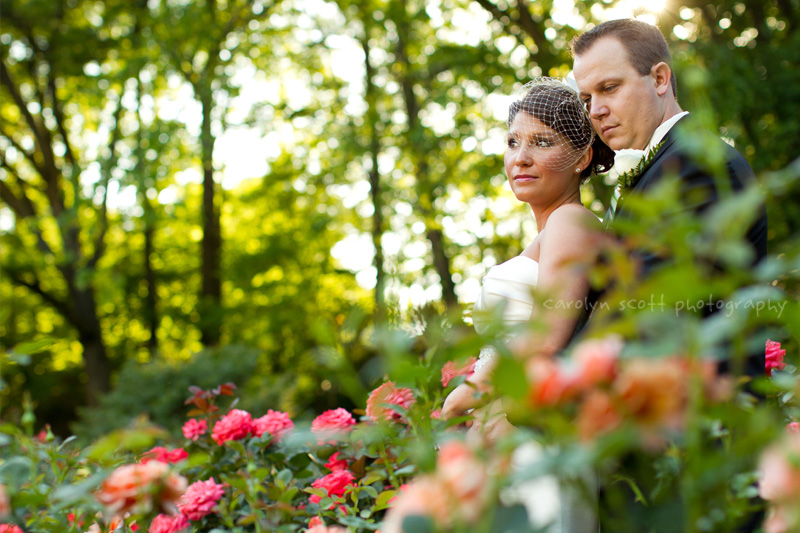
[{"x1": 571, "y1": 19, "x2": 677, "y2": 98}]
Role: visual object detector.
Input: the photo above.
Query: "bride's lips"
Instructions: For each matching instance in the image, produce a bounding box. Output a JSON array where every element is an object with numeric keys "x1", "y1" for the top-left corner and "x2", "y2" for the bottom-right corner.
[{"x1": 514, "y1": 174, "x2": 537, "y2": 182}]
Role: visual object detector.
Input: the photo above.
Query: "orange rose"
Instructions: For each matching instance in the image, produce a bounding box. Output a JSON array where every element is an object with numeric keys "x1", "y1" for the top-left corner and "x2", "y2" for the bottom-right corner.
[
  {"x1": 614, "y1": 357, "x2": 685, "y2": 430},
  {"x1": 576, "y1": 390, "x2": 622, "y2": 441}
]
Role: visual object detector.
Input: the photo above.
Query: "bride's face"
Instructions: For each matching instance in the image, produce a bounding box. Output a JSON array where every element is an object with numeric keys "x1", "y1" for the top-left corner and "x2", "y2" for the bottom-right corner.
[{"x1": 504, "y1": 112, "x2": 580, "y2": 205}]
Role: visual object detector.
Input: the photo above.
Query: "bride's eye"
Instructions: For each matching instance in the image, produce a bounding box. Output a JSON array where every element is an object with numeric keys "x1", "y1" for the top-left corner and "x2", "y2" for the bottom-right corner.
[
  {"x1": 507, "y1": 137, "x2": 518, "y2": 148},
  {"x1": 534, "y1": 138, "x2": 553, "y2": 148}
]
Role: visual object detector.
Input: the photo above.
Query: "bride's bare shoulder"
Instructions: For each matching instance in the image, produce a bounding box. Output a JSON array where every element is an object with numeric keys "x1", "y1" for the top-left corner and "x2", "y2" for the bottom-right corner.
[{"x1": 547, "y1": 204, "x2": 602, "y2": 233}]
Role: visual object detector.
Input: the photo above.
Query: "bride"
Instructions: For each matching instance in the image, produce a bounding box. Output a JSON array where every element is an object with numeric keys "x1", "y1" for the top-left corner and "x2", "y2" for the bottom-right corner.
[{"x1": 442, "y1": 77, "x2": 614, "y2": 531}]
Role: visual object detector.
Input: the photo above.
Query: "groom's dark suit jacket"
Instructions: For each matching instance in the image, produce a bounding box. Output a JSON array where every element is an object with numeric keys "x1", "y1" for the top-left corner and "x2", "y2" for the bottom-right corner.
[{"x1": 574, "y1": 114, "x2": 769, "y2": 377}]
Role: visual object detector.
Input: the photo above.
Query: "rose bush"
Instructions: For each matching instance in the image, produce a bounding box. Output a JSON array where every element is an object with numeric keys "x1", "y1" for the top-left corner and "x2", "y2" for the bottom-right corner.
[{"x1": 0, "y1": 338, "x2": 795, "y2": 533}]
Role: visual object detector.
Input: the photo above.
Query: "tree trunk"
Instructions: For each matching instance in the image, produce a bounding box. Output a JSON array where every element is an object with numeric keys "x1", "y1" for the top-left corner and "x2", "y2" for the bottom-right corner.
[
  {"x1": 199, "y1": 85, "x2": 222, "y2": 346},
  {"x1": 361, "y1": 28, "x2": 386, "y2": 321},
  {"x1": 72, "y1": 288, "x2": 111, "y2": 406},
  {"x1": 393, "y1": 3, "x2": 458, "y2": 309},
  {"x1": 144, "y1": 224, "x2": 159, "y2": 355}
]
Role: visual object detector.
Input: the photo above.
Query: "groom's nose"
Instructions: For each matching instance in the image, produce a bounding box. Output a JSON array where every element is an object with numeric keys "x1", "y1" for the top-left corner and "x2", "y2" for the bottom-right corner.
[{"x1": 589, "y1": 97, "x2": 608, "y2": 119}]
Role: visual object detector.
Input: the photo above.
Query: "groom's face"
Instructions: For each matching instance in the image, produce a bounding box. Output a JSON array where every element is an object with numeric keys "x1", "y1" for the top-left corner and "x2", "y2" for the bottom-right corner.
[{"x1": 573, "y1": 37, "x2": 663, "y2": 151}]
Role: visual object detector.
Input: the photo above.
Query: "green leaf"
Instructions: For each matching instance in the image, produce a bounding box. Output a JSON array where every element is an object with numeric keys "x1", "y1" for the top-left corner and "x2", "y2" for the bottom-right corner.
[
  {"x1": 0, "y1": 456, "x2": 32, "y2": 486},
  {"x1": 276, "y1": 468, "x2": 293, "y2": 487},
  {"x1": 374, "y1": 489, "x2": 396, "y2": 511},
  {"x1": 492, "y1": 357, "x2": 528, "y2": 400}
]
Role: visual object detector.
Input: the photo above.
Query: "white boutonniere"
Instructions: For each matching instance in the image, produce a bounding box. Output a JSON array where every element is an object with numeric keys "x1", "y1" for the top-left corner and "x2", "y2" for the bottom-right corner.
[{"x1": 610, "y1": 140, "x2": 666, "y2": 190}]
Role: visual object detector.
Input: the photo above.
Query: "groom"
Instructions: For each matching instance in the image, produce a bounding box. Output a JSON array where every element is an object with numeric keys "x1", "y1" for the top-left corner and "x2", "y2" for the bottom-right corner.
[
  {"x1": 570, "y1": 18, "x2": 768, "y2": 532},
  {"x1": 571, "y1": 19, "x2": 768, "y2": 362}
]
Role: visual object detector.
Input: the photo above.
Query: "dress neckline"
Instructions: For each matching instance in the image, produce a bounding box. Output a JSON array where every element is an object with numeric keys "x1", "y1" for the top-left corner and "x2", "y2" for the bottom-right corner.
[{"x1": 508, "y1": 255, "x2": 539, "y2": 265}]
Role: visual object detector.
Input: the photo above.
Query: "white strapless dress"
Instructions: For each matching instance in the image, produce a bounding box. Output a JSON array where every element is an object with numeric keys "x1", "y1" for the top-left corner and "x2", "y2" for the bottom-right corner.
[{"x1": 472, "y1": 256, "x2": 597, "y2": 533}]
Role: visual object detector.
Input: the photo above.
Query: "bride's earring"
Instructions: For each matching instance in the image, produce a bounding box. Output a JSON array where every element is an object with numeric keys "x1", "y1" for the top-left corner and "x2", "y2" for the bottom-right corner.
[{"x1": 575, "y1": 167, "x2": 582, "y2": 173}]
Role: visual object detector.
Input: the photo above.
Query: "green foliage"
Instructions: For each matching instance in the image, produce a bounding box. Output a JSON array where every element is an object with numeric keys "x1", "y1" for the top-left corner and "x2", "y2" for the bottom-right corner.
[{"x1": 72, "y1": 345, "x2": 261, "y2": 442}]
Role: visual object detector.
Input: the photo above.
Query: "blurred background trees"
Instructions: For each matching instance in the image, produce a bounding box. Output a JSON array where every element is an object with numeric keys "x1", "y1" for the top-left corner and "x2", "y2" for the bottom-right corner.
[{"x1": 1, "y1": 0, "x2": 798, "y2": 438}]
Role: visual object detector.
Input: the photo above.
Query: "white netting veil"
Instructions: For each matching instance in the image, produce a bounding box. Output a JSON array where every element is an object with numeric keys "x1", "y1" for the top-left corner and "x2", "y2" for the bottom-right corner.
[{"x1": 507, "y1": 77, "x2": 596, "y2": 173}]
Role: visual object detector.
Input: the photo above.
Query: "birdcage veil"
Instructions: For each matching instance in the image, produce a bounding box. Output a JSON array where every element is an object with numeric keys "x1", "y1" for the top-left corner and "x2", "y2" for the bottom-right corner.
[{"x1": 507, "y1": 77, "x2": 596, "y2": 173}]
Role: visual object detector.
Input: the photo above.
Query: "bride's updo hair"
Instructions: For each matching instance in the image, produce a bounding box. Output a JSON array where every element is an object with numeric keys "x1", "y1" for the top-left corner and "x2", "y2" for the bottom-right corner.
[{"x1": 507, "y1": 77, "x2": 614, "y2": 181}]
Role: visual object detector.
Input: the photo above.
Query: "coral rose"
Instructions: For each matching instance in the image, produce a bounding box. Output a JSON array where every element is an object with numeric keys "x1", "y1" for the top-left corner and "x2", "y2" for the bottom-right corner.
[
  {"x1": 95, "y1": 462, "x2": 187, "y2": 516},
  {"x1": 787, "y1": 421, "x2": 800, "y2": 433},
  {"x1": 382, "y1": 477, "x2": 454, "y2": 533},
  {"x1": 436, "y1": 440, "x2": 488, "y2": 521},
  {"x1": 766, "y1": 340, "x2": 787, "y2": 377},
  {"x1": 759, "y1": 432, "x2": 800, "y2": 532},
  {"x1": 149, "y1": 513, "x2": 189, "y2": 533},
  {"x1": 527, "y1": 358, "x2": 579, "y2": 407},
  {"x1": 211, "y1": 409, "x2": 252, "y2": 445},
  {"x1": 441, "y1": 358, "x2": 476, "y2": 387},
  {"x1": 0, "y1": 525, "x2": 23, "y2": 533},
  {"x1": 141, "y1": 447, "x2": 188, "y2": 464},
  {"x1": 177, "y1": 478, "x2": 225, "y2": 521},
  {"x1": 572, "y1": 335, "x2": 622, "y2": 388},
  {"x1": 309, "y1": 470, "x2": 356, "y2": 506},
  {"x1": 759, "y1": 432, "x2": 800, "y2": 502},
  {"x1": 311, "y1": 408, "x2": 356, "y2": 444},
  {"x1": 182, "y1": 419, "x2": 207, "y2": 441},
  {"x1": 577, "y1": 390, "x2": 623, "y2": 441},
  {"x1": 252, "y1": 410, "x2": 294, "y2": 442},
  {"x1": 366, "y1": 382, "x2": 415, "y2": 422}
]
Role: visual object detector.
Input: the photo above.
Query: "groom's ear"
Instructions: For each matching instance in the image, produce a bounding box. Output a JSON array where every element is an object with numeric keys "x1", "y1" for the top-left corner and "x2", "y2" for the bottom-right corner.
[{"x1": 651, "y1": 62, "x2": 673, "y2": 97}]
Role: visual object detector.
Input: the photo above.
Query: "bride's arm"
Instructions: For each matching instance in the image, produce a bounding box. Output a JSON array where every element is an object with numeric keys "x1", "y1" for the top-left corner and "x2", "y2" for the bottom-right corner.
[
  {"x1": 442, "y1": 205, "x2": 603, "y2": 422},
  {"x1": 513, "y1": 204, "x2": 603, "y2": 364}
]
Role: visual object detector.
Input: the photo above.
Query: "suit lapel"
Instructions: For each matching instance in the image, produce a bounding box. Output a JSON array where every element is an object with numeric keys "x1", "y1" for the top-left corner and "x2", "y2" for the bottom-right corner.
[{"x1": 611, "y1": 127, "x2": 680, "y2": 220}]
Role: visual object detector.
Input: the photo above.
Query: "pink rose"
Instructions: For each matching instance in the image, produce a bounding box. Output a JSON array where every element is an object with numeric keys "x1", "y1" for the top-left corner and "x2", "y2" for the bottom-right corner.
[
  {"x1": 309, "y1": 470, "x2": 356, "y2": 506},
  {"x1": 573, "y1": 335, "x2": 622, "y2": 388},
  {"x1": 149, "y1": 514, "x2": 189, "y2": 533},
  {"x1": 178, "y1": 478, "x2": 225, "y2": 521},
  {"x1": 366, "y1": 382, "x2": 415, "y2": 422},
  {"x1": 441, "y1": 358, "x2": 476, "y2": 387},
  {"x1": 311, "y1": 408, "x2": 356, "y2": 444},
  {"x1": 787, "y1": 422, "x2": 800, "y2": 433},
  {"x1": 182, "y1": 419, "x2": 207, "y2": 441},
  {"x1": 252, "y1": 410, "x2": 294, "y2": 442},
  {"x1": 766, "y1": 340, "x2": 787, "y2": 377},
  {"x1": 430, "y1": 409, "x2": 442, "y2": 420},
  {"x1": 211, "y1": 409, "x2": 252, "y2": 445},
  {"x1": 95, "y1": 462, "x2": 187, "y2": 516},
  {"x1": 141, "y1": 447, "x2": 189, "y2": 464},
  {"x1": 324, "y1": 452, "x2": 348, "y2": 472},
  {"x1": 0, "y1": 525, "x2": 23, "y2": 533}
]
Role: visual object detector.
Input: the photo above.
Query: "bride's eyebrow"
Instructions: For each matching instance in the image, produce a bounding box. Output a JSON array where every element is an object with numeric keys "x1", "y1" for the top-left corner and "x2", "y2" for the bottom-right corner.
[{"x1": 508, "y1": 129, "x2": 554, "y2": 140}]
